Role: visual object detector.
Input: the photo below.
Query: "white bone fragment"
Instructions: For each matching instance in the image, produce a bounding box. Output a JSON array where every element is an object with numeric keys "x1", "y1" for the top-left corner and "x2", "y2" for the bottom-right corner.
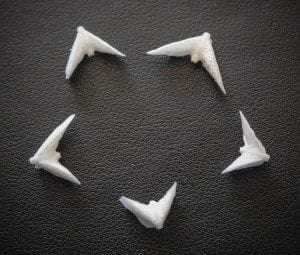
[
  {"x1": 147, "y1": 33, "x2": 225, "y2": 94},
  {"x1": 222, "y1": 111, "x2": 270, "y2": 174},
  {"x1": 65, "y1": 26, "x2": 125, "y2": 79},
  {"x1": 30, "y1": 115, "x2": 80, "y2": 185},
  {"x1": 119, "y1": 182, "x2": 177, "y2": 229}
]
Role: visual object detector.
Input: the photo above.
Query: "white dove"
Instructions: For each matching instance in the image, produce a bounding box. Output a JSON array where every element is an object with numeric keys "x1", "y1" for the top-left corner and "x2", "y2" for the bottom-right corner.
[
  {"x1": 222, "y1": 111, "x2": 270, "y2": 174},
  {"x1": 119, "y1": 182, "x2": 177, "y2": 230},
  {"x1": 65, "y1": 26, "x2": 125, "y2": 79},
  {"x1": 29, "y1": 115, "x2": 80, "y2": 185},
  {"x1": 147, "y1": 33, "x2": 225, "y2": 94}
]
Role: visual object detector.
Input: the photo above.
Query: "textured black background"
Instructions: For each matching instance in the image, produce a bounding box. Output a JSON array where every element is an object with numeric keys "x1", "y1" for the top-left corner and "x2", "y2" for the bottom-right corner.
[{"x1": 0, "y1": 0, "x2": 299, "y2": 254}]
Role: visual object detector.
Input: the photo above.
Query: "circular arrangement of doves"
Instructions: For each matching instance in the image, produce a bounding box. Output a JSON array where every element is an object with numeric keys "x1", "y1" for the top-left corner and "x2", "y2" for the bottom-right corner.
[{"x1": 29, "y1": 26, "x2": 270, "y2": 230}]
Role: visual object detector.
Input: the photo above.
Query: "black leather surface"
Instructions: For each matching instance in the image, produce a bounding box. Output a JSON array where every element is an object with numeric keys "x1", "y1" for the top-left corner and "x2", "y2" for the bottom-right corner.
[{"x1": 0, "y1": 0, "x2": 299, "y2": 254}]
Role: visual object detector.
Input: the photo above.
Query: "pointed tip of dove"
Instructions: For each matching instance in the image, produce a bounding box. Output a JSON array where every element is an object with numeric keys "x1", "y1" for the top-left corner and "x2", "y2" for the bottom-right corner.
[
  {"x1": 72, "y1": 178, "x2": 81, "y2": 185},
  {"x1": 239, "y1": 111, "x2": 249, "y2": 130},
  {"x1": 171, "y1": 181, "x2": 177, "y2": 190},
  {"x1": 118, "y1": 52, "x2": 126, "y2": 57},
  {"x1": 221, "y1": 167, "x2": 234, "y2": 174},
  {"x1": 219, "y1": 84, "x2": 226, "y2": 95},
  {"x1": 239, "y1": 110, "x2": 245, "y2": 119},
  {"x1": 165, "y1": 181, "x2": 177, "y2": 199},
  {"x1": 64, "y1": 114, "x2": 75, "y2": 126},
  {"x1": 119, "y1": 196, "x2": 131, "y2": 208},
  {"x1": 65, "y1": 70, "x2": 72, "y2": 80},
  {"x1": 146, "y1": 50, "x2": 158, "y2": 55},
  {"x1": 214, "y1": 75, "x2": 226, "y2": 95},
  {"x1": 68, "y1": 114, "x2": 76, "y2": 120},
  {"x1": 221, "y1": 169, "x2": 228, "y2": 174}
]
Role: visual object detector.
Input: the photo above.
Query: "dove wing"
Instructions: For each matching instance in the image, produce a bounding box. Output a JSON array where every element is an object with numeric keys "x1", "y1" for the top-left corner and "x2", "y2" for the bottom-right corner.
[
  {"x1": 65, "y1": 32, "x2": 87, "y2": 79},
  {"x1": 32, "y1": 115, "x2": 75, "y2": 160},
  {"x1": 156, "y1": 182, "x2": 177, "y2": 222},
  {"x1": 222, "y1": 152, "x2": 265, "y2": 174},
  {"x1": 240, "y1": 111, "x2": 266, "y2": 154},
  {"x1": 200, "y1": 36, "x2": 225, "y2": 94},
  {"x1": 37, "y1": 160, "x2": 80, "y2": 185},
  {"x1": 147, "y1": 37, "x2": 197, "y2": 57},
  {"x1": 86, "y1": 31, "x2": 125, "y2": 57}
]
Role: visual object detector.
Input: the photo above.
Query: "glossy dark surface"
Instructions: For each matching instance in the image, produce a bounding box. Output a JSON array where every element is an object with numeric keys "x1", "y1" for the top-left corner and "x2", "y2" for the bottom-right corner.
[{"x1": 0, "y1": 0, "x2": 298, "y2": 254}]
